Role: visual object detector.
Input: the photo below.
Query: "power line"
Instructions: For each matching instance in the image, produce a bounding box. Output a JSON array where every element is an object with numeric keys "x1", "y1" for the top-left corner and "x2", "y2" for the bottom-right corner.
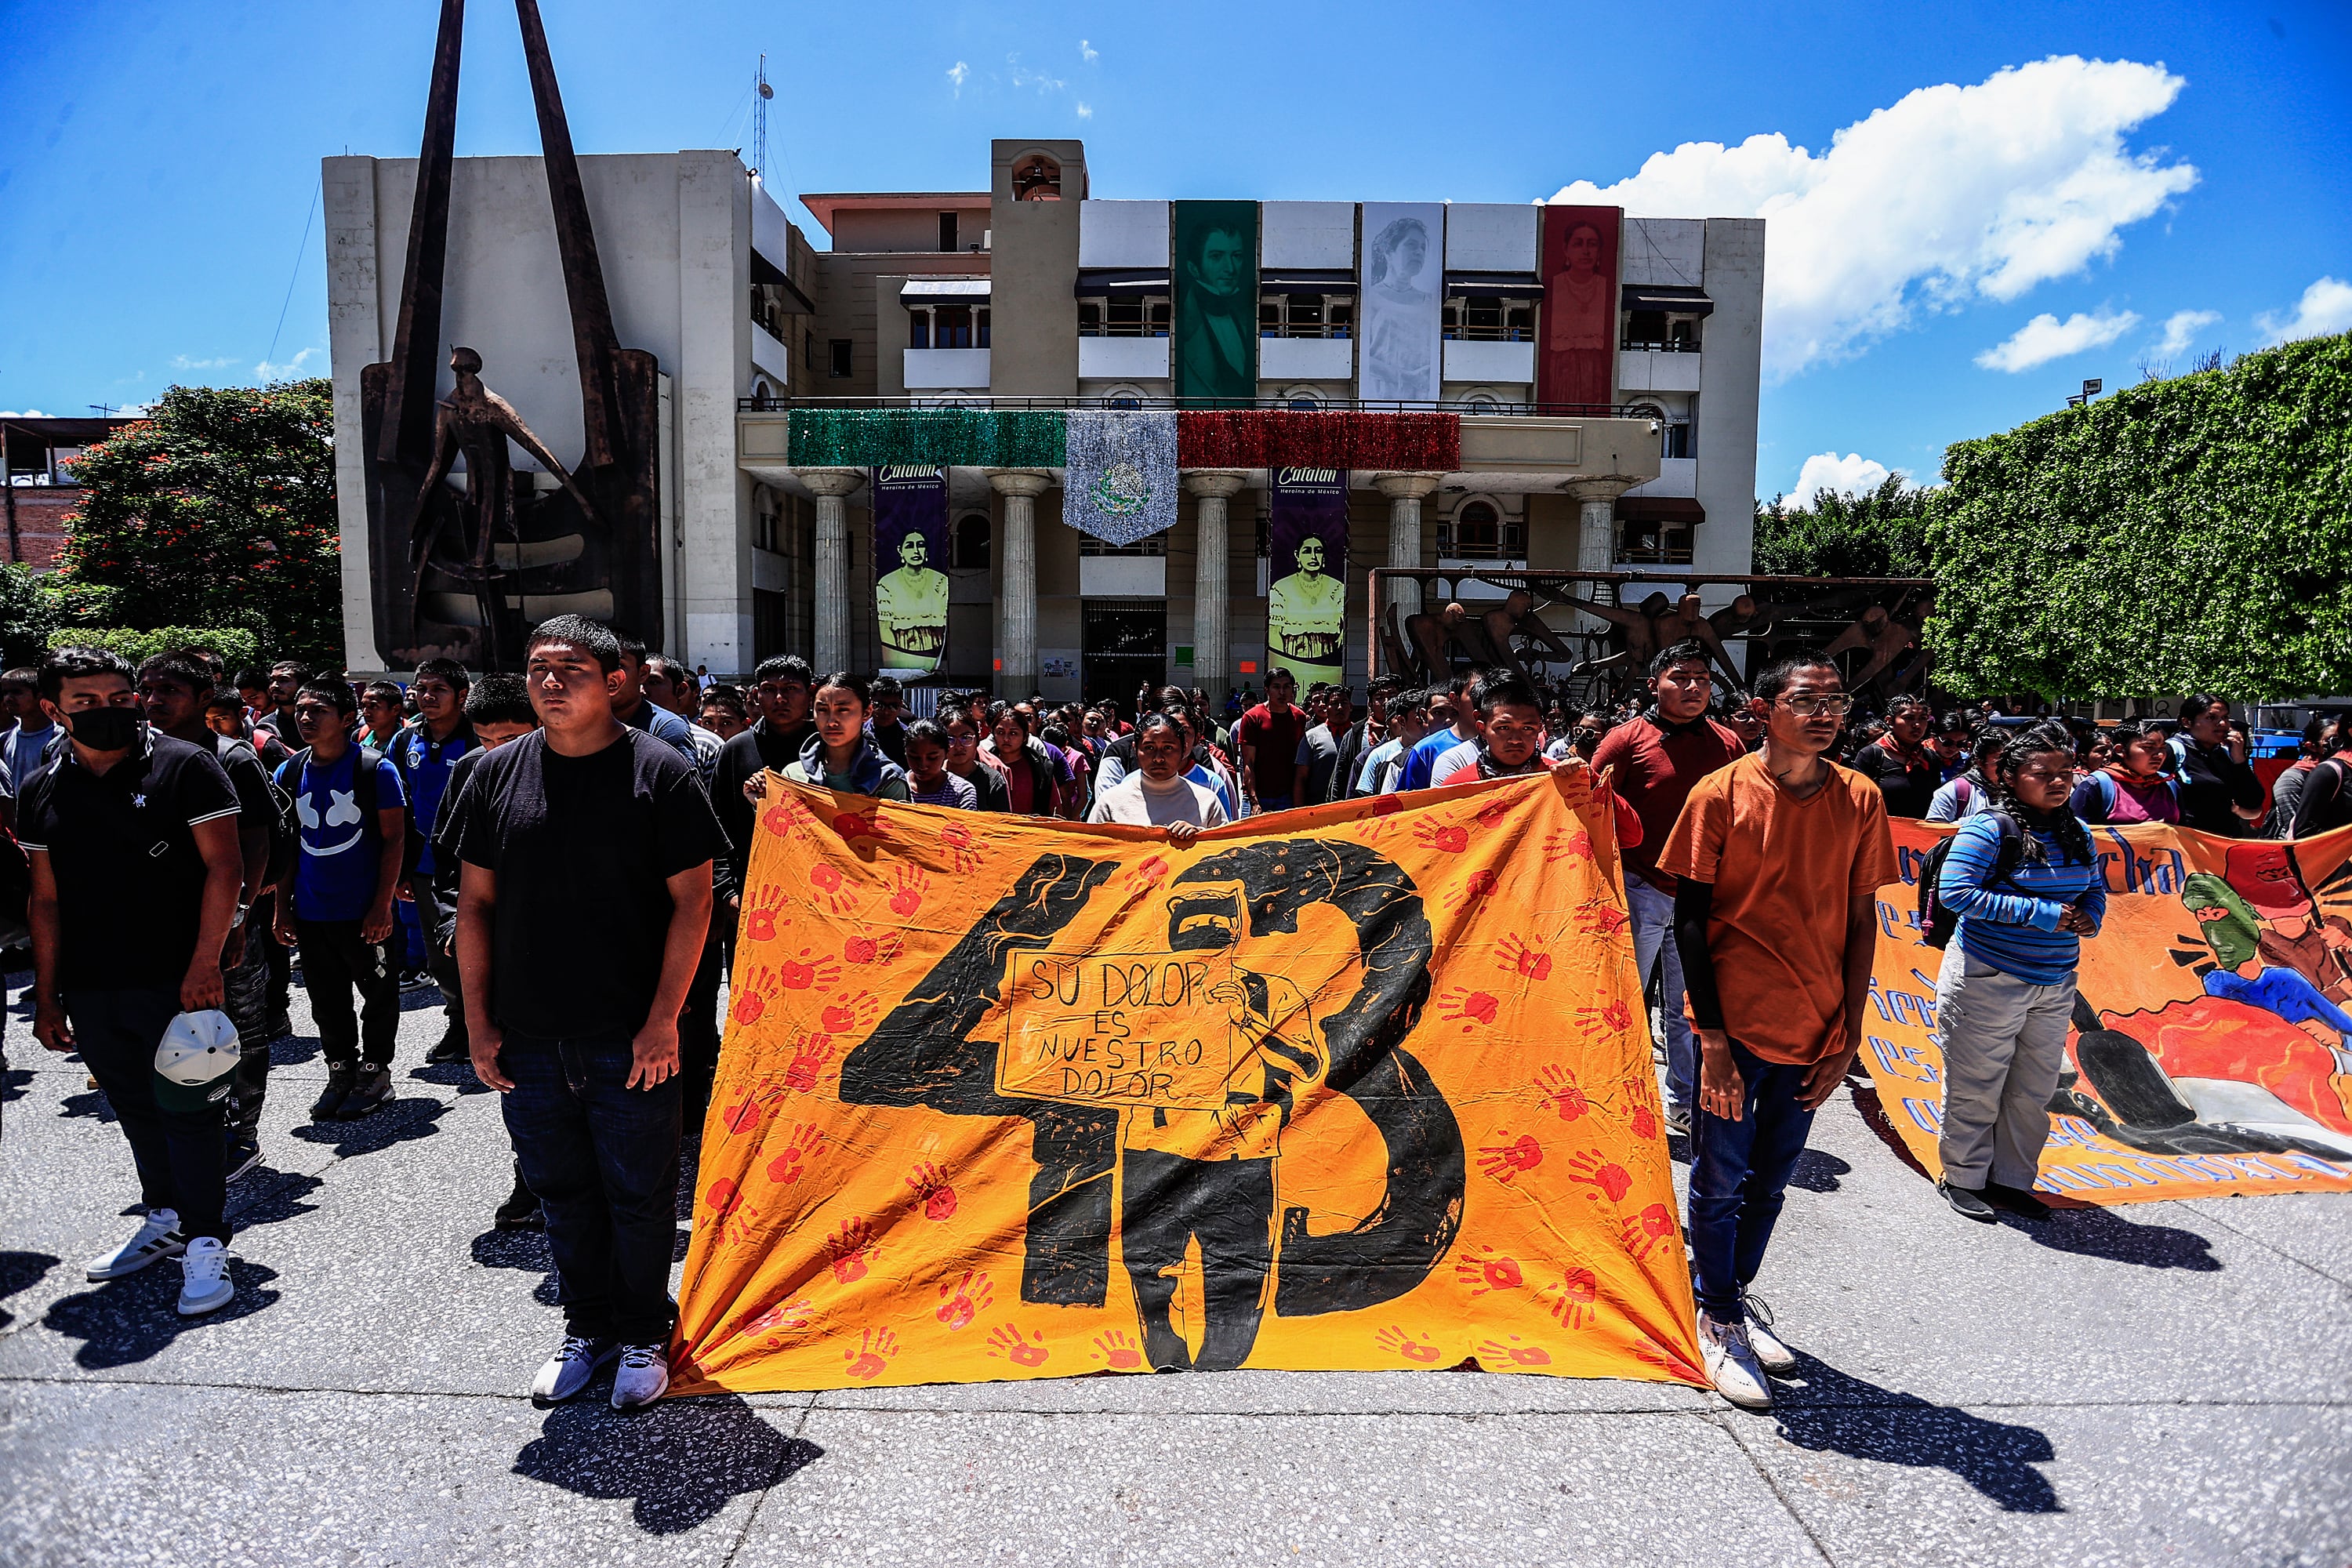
[{"x1": 263, "y1": 176, "x2": 321, "y2": 379}]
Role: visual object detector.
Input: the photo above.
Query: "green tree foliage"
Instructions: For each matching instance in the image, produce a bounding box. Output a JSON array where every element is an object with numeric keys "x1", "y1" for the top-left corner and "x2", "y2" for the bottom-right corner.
[
  {"x1": 44, "y1": 626, "x2": 262, "y2": 670},
  {"x1": 0, "y1": 564, "x2": 58, "y2": 668},
  {"x1": 1751, "y1": 475, "x2": 1935, "y2": 578},
  {"x1": 1928, "y1": 333, "x2": 2352, "y2": 699},
  {"x1": 56, "y1": 379, "x2": 339, "y2": 666}
]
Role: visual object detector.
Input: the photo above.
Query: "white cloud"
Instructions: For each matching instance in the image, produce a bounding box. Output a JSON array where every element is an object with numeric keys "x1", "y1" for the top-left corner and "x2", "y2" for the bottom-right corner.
[
  {"x1": 1975, "y1": 307, "x2": 2140, "y2": 372},
  {"x1": 2155, "y1": 308, "x2": 2220, "y2": 356},
  {"x1": 1007, "y1": 55, "x2": 1065, "y2": 94},
  {"x1": 946, "y1": 60, "x2": 969, "y2": 96},
  {"x1": 0, "y1": 409, "x2": 51, "y2": 419},
  {"x1": 1792, "y1": 452, "x2": 1907, "y2": 504},
  {"x1": 252, "y1": 347, "x2": 317, "y2": 381},
  {"x1": 1080, "y1": 38, "x2": 1098, "y2": 63},
  {"x1": 170, "y1": 354, "x2": 236, "y2": 371},
  {"x1": 2256, "y1": 276, "x2": 2352, "y2": 345},
  {"x1": 1076, "y1": 101, "x2": 1093, "y2": 120},
  {"x1": 1551, "y1": 56, "x2": 2197, "y2": 377}
]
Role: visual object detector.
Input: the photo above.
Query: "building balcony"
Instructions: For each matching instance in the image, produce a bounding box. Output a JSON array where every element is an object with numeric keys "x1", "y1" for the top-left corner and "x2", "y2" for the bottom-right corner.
[
  {"x1": 1259, "y1": 337, "x2": 1353, "y2": 381},
  {"x1": 751, "y1": 321, "x2": 792, "y2": 392},
  {"x1": 904, "y1": 347, "x2": 990, "y2": 390},
  {"x1": 1442, "y1": 339, "x2": 1535, "y2": 385},
  {"x1": 1617, "y1": 349, "x2": 1702, "y2": 394},
  {"x1": 1624, "y1": 456, "x2": 1697, "y2": 499},
  {"x1": 1077, "y1": 336, "x2": 1169, "y2": 381}
]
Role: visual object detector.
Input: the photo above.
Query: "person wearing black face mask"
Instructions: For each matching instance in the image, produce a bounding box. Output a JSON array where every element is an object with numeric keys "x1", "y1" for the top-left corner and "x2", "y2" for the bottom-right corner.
[{"x1": 18, "y1": 646, "x2": 247, "y2": 1317}]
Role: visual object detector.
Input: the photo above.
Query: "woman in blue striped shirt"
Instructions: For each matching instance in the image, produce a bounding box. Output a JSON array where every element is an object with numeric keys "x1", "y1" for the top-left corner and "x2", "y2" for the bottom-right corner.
[{"x1": 1931, "y1": 720, "x2": 2107, "y2": 1224}]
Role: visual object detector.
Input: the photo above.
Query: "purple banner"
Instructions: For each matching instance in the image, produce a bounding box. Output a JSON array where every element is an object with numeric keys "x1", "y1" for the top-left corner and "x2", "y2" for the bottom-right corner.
[
  {"x1": 871, "y1": 465, "x2": 949, "y2": 675},
  {"x1": 1266, "y1": 466, "x2": 1349, "y2": 691}
]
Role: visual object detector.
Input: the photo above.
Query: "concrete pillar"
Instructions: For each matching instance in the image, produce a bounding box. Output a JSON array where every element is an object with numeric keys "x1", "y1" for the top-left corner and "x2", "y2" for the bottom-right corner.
[
  {"x1": 795, "y1": 468, "x2": 863, "y2": 675},
  {"x1": 1567, "y1": 480, "x2": 1632, "y2": 634},
  {"x1": 989, "y1": 469, "x2": 1054, "y2": 695},
  {"x1": 1371, "y1": 472, "x2": 1444, "y2": 629},
  {"x1": 1182, "y1": 470, "x2": 1249, "y2": 708}
]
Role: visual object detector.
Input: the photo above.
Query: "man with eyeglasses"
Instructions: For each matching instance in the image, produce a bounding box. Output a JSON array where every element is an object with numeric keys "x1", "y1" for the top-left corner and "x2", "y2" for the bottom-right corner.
[{"x1": 1658, "y1": 652, "x2": 1895, "y2": 1413}]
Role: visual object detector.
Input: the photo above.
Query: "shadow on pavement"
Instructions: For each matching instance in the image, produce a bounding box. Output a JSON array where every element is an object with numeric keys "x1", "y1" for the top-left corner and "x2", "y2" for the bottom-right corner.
[
  {"x1": 409, "y1": 1060, "x2": 494, "y2": 1096},
  {"x1": 2005, "y1": 1204, "x2": 2221, "y2": 1270},
  {"x1": 0, "y1": 1250, "x2": 60, "y2": 1332},
  {"x1": 1770, "y1": 1354, "x2": 2060, "y2": 1512},
  {"x1": 472, "y1": 1227, "x2": 562, "y2": 1307},
  {"x1": 288, "y1": 1095, "x2": 447, "y2": 1158},
  {"x1": 44, "y1": 1258, "x2": 282, "y2": 1368},
  {"x1": 1788, "y1": 1149, "x2": 1853, "y2": 1193},
  {"x1": 270, "y1": 1033, "x2": 323, "y2": 1069},
  {"x1": 57, "y1": 1088, "x2": 114, "y2": 1123},
  {"x1": 513, "y1": 1396, "x2": 821, "y2": 1534},
  {"x1": 1, "y1": 1065, "x2": 29, "y2": 1105},
  {"x1": 225, "y1": 1171, "x2": 326, "y2": 1233}
]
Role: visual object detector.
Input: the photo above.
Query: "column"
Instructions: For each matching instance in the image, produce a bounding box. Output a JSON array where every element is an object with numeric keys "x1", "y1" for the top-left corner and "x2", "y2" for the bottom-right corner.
[
  {"x1": 1371, "y1": 472, "x2": 1444, "y2": 628},
  {"x1": 1182, "y1": 470, "x2": 1248, "y2": 708},
  {"x1": 1566, "y1": 480, "x2": 1631, "y2": 635},
  {"x1": 989, "y1": 468, "x2": 1054, "y2": 696},
  {"x1": 794, "y1": 467, "x2": 862, "y2": 675}
]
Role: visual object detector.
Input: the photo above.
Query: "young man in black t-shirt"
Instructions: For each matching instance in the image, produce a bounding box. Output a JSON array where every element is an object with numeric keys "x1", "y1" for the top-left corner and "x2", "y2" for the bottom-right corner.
[
  {"x1": 456, "y1": 616, "x2": 727, "y2": 1410},
  {"x1": 20, "y1": 647, "x2": 246, "y2": 1316}
]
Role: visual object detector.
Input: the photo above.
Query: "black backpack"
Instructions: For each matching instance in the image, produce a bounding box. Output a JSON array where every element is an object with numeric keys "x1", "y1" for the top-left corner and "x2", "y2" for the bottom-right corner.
[
  {"x1": 1917, "y1": 809, "x2": 2025, "y2": 950},
  {"x1": 224, "y1": 735, "x2": 303, "y2": 891},
  {"x1": 277, "y1": 745, "x2": 423, "y2": 883}
]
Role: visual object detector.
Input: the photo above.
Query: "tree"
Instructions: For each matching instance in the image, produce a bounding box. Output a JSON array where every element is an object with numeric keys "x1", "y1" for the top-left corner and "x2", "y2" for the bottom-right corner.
[
  {"x1": 1926, "y1": 332, "x2": 2352, "y2": 699},
  {"x1": 55, "y1": 379, "x2": 341, "y2": 666},
  {"x1": 1751, "y1": 475, "x2": 1936, "y2": 578},
  {"x1": 0, "y1": 564, "x2": 57, "y2": 669}
]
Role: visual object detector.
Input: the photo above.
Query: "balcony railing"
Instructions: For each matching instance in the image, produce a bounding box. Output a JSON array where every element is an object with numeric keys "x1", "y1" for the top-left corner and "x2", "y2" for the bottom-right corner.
[
  {"x1": 1620, "y1": 336, "x2": 1701, "y2": 353},
  {"x1": 737, "y1": 394, "x2": 1653, "y2": 417},
  {"x1": 1258, "y1": 323, "x2": 1354, "y2": 339},
  {"x1": 1443, "y1": 325, "x2": 1534, "y2": 343}
]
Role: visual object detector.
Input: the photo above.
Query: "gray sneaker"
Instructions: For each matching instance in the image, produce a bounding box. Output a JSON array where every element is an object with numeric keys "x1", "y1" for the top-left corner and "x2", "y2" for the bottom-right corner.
[
  {"x1": 85, "y1": 1209, "x2": 187, "y2": 1281},
  {"x1": 531, "y1": 1335, "x2": 618, "y2": 1403},
  {"x1": 176, "y1": 1237, "x2": 235, "y2": 1316},
  {"x1": 611, "y1": 1342, "x2": 670, "y2": 1410},
  {"x1": 1698, "y1": 1308, "x2": 1773, "y2": 1410},
  {"x1": 1739, "y1": 1292, "x2": 1798, "y2": 1374}
]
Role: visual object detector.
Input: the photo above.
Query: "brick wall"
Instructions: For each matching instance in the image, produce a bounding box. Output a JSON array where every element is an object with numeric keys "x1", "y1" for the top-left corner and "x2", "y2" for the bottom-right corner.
[{"x1": 0, "y1": 488, "x2": 77, "y2": 571}]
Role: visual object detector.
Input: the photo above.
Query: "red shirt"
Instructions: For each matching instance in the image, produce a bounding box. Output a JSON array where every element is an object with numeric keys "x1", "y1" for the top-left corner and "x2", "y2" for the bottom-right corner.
[
  {"x1": 1235, "y1": 702, "x2": 1308, "y2": 799},
  {"x1": 1591, "y1": 712, "x2": 1743, "y2": 894}
]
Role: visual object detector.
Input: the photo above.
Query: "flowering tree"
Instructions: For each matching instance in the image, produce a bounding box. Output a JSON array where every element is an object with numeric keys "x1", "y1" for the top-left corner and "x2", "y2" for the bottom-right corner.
[{"x1": 57, "y1": 378, "x2": 340, "y2": 666}]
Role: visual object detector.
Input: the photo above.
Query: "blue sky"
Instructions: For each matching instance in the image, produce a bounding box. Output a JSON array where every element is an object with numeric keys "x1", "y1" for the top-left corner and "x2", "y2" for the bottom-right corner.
[{"x1": 2, "y1": 0, "x2": 2347, "y2": 499}]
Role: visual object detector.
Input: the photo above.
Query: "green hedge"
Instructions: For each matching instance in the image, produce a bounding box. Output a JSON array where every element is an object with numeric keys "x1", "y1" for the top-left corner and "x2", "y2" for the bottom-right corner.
[
  {"x1": 1926, "y1": 332, "x2": 2352, "y2": 699},
  {"x1": 45, "y1": 626, "x2": 264, "y2": 671}
]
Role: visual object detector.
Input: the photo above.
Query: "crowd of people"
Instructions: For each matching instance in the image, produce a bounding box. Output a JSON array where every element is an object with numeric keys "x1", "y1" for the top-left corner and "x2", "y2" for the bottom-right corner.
[{"x1": 8, "y1": 618, "x2": 2347, "y2": 1414}]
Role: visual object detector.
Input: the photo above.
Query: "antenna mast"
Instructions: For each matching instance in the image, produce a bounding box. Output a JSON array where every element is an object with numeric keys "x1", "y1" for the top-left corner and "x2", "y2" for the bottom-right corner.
[{"x1": 753, "y1": 54, "x2": 773, "y2": 181}]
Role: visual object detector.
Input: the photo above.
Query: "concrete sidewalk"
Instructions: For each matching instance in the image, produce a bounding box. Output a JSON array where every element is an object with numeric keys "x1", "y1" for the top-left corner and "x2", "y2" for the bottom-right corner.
[{"x1": 3, "y1": 978, "x2": 2346, "y2": 1566}]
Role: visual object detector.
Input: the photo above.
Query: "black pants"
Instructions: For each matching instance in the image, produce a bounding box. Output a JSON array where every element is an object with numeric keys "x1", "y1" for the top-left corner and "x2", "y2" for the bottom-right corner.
[
  {"x1": 221, "y1": 906, "x2": 275, "y2": 1133},
  {"x1": 1120, "y1": 1149, "x2": 1273, "y2": 1372},
  {"x1": 67, "y1": 985, "x2": 229, "y2": 1243},
  {"x1": 294, "y1": 918, "x2": 401, "y2": 1069},
  {"x1": 263, "y1": 920, "x2": 292, "y2": 1023},
  {"x1": 677, "y1": 922, "x2": 726, "y2": 1124},
  {"x1": 500, "y1": 1029, "x2": 682, "y2": 1345}
]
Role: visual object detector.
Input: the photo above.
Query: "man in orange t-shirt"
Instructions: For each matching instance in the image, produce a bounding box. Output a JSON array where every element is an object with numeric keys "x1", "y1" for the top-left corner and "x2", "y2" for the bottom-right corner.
[{"x1": 1657, "y1": 652, "x2": 1895, "y2": 1412}]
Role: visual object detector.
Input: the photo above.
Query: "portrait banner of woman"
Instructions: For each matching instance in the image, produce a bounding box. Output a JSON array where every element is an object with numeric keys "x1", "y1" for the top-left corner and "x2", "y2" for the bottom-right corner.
[
  {"x1": 871, "y1": 464, "x2": 951, "y2": 675},
  {"x1": 1356, "y1": 202, "x2": 1443, "y2": 405},
  {"x1": 1537, "y1": 205, "x2": 1621, "y2": 409},
  {"x1": 1173, "y1": 201, "x2": 1259, "y2": 406},
  {"x1": 1266, "y1": 466, "x2": 1351, "y2": 692}
]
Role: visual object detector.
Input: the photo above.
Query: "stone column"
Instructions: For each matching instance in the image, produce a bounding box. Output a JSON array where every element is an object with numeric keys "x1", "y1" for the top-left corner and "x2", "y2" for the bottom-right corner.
[
  {"x1": 795, "y1": 468, "x2": 864, "y2": 675},
  {"x1": 989, "y1": 469, "x2": 1054, "y2": 696},
  {"x1": 1371, "y1": 472, "x2": 1444, "y2": 630},
  {"x1": 1566, "y1": 480, "x2": 1632, "y2": 635},
  {"x1": 1182, "y1": 470, "x2": 1249, "y2": 707}
]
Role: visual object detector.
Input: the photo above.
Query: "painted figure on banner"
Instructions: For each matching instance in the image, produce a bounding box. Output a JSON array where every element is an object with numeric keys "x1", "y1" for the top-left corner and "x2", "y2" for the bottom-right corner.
[
  {"x1": 1358, "y1": 205, "x2": 1443, "y2": 405},
  {"x1": 871, "y1": 466, "x2": 950, "y2": 674},
  {"x1": 1174, "y1": 201, "x2": 1258, "y2": 405},
  {"x1": 1537, "y1": 205, "x2": 1621, "y2": 409},
  {"x1": 1267, "y1": 466, "x2": 1350, "y2": 691}
]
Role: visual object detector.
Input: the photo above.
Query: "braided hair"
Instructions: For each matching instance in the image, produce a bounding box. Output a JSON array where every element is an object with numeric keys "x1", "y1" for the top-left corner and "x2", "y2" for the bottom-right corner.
[{"x1": 1994, "y1": 719, "x2": 2096, "y2": 867}]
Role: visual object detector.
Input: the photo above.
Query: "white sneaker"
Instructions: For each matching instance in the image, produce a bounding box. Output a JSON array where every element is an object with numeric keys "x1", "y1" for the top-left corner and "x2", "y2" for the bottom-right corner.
[
  {"x1": 85, "y1": 1209, "x2": 186, "y2": 1281},
  {"x1": 532, "y1": 1335, "x2": 619, "y2": 1403},
  {"x1": 1740, "y1": 1293, "x2": 1798, "y2": 1375},
  {"x1": 1698, "y1": 1308, "x2": 1773, "y2": 1410},
  {"x1": 611, "y1": 1343, "x2": 670, "y2": 1410},
  {"x1": 176, "y1": 1237, "x2": 235, "y2": 1316}
]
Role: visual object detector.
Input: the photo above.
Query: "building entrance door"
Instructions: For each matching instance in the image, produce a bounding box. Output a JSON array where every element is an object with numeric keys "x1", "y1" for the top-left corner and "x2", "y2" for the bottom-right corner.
[{"x1": 1081, "y1": 600, "x2": 1166, "y2": 708}]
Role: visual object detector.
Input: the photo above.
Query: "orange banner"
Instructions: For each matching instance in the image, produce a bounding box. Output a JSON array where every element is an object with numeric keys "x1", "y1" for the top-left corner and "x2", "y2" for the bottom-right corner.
[
  {"x1": 1862, "y1": 819, "x2": 2352, "y2": 1202},
  {"x1": 670, "y1": 768, "x2": 1705, "y2": 1394}
]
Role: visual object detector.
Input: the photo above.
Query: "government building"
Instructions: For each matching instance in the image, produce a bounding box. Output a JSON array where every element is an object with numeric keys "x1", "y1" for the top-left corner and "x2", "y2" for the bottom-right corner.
[{"x1": 327, "y1": 132, "x2": 1761, "y2": 702}]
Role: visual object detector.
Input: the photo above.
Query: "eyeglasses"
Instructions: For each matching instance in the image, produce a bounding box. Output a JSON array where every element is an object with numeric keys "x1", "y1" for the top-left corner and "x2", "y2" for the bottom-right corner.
[{"x1": 1776, "y1": 695, "x2": 1853, "y2": 717}]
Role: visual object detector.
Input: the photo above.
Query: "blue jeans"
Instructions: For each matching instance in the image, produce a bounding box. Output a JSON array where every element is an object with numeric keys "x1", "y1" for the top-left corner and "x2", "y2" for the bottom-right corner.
[
  {"x1": 499, "y1": 1029, "x2": 682, "y2": 1345},
  {"x1": 1627, "y1": 877, "x2": 1695, "y2": 1112},
  {"x1": 1688, "y1": 1036, "x2": 1816, "y2": 1317}
]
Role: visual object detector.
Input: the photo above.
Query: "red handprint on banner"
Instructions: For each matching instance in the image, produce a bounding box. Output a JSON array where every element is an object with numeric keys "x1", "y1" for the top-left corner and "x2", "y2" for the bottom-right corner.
[
  {"x1": 935, "y1": 1270, "x2": 993, "y2": 1330},
  {"x1": 1534, "y1": 1065, "x2": 1592, "y2": 1122},
  {"x1": 1414, "y1": 820, "x2": 1470, "y2": 855},
  {"x1": 731, "y1": 966, "x2": 781, "y2": 1027},
  {"x1": 937, "y1": 820, "x2": 985, "y2": 875},
  {"x1": 1563, "y1": 1150, "x2": 1634, "y2": 1204},
  {"x1": 1541, "y1": 829, "x2": 1593, "y2": 864},
  {"x1": 1475, "y1": 1134, "x2": 1544, "y2": 1183},
  {"x1": 807, "y1": 862, "x2": 862, "y2": 916},
  {"x1": 818, "y1": 991, "x2": 879, "y2": 1035},
  {"x1": 782, "y1": 1035, "x2": 836, "y2": 1094},
  {"x1": 742, "y1": 1296, "x2": 815, "y2": 1345},
  {"x1": 1436, "y1": 987, "x2": 1501, "y2": 1032},
  {"x1": 719, "y1": 1089, "x2": 768, "y2": 1137},
  {"x1": 760, "y1": 795, "x2": 815, "y2": 840},
  {"x1": 842, "y1": 1326, "x2": 898, "y2": 1381},
  {"x1": 1576, "y1": 999, "x2": 1635, "y2": 1038},
  {"x1": 1374, "y1": 1325, "x2": 1442, "y2": 1364},
  {"x1": 826, "y1": 1215, "x2": 879, "y2": 1283},
  {"x1": 886, "y1": 865, "x2": 931, "y2": 918},
  {"x1": 844, "y1": 930, "x2": 906, "y2": 967},
  {"x1": 702, "y1": 1177, "x2": 757, "y2": 1245},
  {"x1": 1091, "y1": 1329, "x2": 1145, "y2": 1370},
  {"x1": 1451, "y1": 1244, "x2": 1526, "y2": 1298},
  {"x1": 1447, "y1": 868, "x2": 1501, "y2": 910},
  {"x1": 1475, "y1": 1334, "x2": 1553, "y2": 1367},
  {"x1": 831, "y1": 808, "x2": 880, "y2": 840},
  {"x1": 906, "y1": 1160, "x2": 958, "y2": 1221},
  {"x1": 740, "y1": 883, "x2": 791, "y2": 945},
  {"x1": 1474, "y1": 795, "x2": 1517, "y2": 830},
  {"x1": 987, "y1": 1323, "x2": 1051, "y2": 1367},
  {"x1": 1494, "y1": 933, "x2": 1553, "y2": 982},
  {"x1": 1123, "y1": 853, "x2": 1171, "y2": 892},
  {"x1": 777, "y1": 947, "x2": 843, "y2": 993},
  {"x1": 1621, "y1": 1203, "x2": 1678, "y2": 1261},
  {"x1": 1547, "y1": 1267, "x2": 1600, "y2": 1329},
  {"x1": 765, "y1": 1122, "x2": 825, "y2": 1185},
  {"x1": 1574, "y1": 899, "x2": 1631, "y2": 938}
]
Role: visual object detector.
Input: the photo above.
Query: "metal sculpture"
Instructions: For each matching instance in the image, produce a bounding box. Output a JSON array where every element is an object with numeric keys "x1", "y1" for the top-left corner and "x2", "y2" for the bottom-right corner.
[{"x1": 361, "y1": 0, "x2": 662, "y2": 669}]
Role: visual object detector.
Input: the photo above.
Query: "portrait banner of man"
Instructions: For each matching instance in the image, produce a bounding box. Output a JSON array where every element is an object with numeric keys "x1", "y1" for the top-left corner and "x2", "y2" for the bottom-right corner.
[
  {"x1": 1536, "y1": 205, "x2": 1621, "y2": 409},
  {"x1": 1267, "y1": 466, "x2": 1351, "y2": 692},
  {"x1": 1356, "y1": 203, "x2": 1443, "y2": 405},
  {"x1": 668, "y1": 766, "x2": 1704, "y2": 1392},
  {"x1": 871, "y1": 464, "x2": 951, "y2": 675},
  {"x1": 1173, "y1": 201, "x2": 1259, "y2": 406}
]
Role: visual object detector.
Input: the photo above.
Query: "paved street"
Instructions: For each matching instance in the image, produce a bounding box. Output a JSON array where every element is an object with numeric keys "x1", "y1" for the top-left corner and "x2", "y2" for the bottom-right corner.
[{"x1": 3, "y1": 972, "x2": 2347, "y2": 1567}]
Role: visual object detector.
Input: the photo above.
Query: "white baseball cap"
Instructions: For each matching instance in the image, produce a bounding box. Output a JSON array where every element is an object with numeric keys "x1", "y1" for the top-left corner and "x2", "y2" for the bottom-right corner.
[{"x1": 153, "y1": 1010, "x2": 241, "y2": 1114}]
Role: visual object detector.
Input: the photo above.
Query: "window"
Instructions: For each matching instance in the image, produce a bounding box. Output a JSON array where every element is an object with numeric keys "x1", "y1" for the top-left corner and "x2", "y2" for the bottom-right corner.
[
  {"x1": 1441, "y1": 296, "x2": 1535, "y2": 342},
  {"x1": 938, "y1": 212, "x2": 959, "y2": 252},
  {"x1": 1077, "y1": 296, "x2": 1171, "y2": 337},
  {"x1": 1618, "y1": 517, "x2": 1695, "y2": 564},
  {"x1": 1437, "y1": 499, "x2": 1523, "y2": 560},
  {"x1": 828, "y1": 339, "x2": 852, "y2": 379},
  {"x1": 1258, "y1": 293, "x2": 1352, "y2": 339},
  {"x1": 907, "y1": 304, "x2": 989, "y2": 350},
  {"x1": 1663, "y1": 420, "x2": 1695, "y2": 459},
  {"x1": 753, "y1": 491, "x2": 779, "y2": 553},
  {"x1": 1621, "y1": 310, "x2": 1704, "y2": 351},
  {"x1": 952, "y1": 512, "x2": 990, "y2": 570}
]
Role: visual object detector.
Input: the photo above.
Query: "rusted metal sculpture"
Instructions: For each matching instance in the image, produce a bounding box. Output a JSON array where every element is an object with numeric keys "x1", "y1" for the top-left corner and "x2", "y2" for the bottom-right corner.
[{"x1": 362, "y1": 0, "x2": 662, "y2": 669}]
